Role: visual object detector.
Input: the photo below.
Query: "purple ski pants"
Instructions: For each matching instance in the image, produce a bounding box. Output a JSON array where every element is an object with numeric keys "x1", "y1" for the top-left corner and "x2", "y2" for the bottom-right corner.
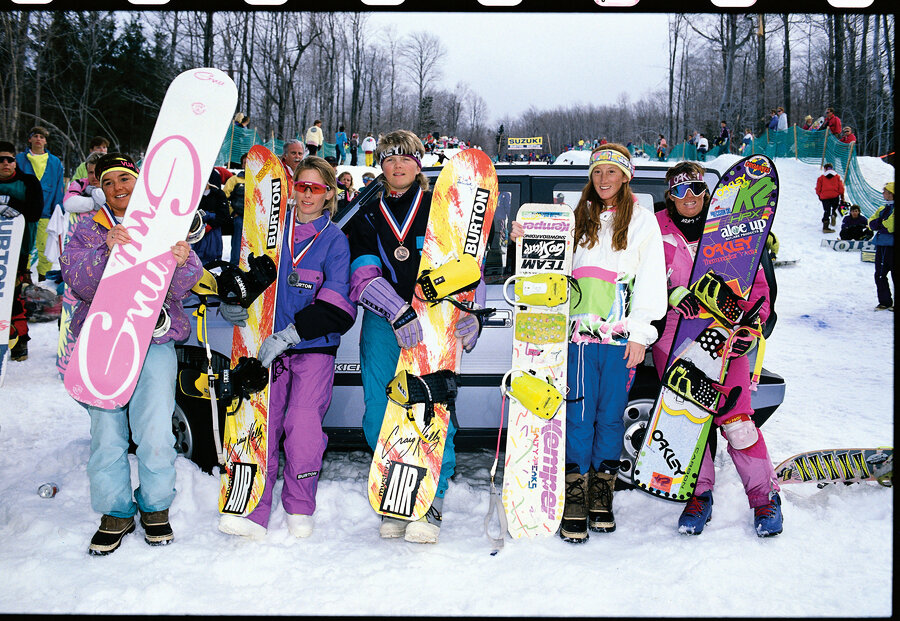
[
  {"x1": 247, "y1": 352, "x2": 334, "y2": 528},
  {"x1": 695, "y1": 353, "x2": 780, "y2": 508}
]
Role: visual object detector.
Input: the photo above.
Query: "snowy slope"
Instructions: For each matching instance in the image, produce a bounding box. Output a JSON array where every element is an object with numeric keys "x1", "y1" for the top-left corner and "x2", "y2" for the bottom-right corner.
[{"x1": 0, "y1": 156, "x2": 893, "y2": 616}]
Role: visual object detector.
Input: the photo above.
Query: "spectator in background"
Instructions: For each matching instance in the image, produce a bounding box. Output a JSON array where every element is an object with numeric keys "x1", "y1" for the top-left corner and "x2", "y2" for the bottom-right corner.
[
  {"x1": 656, "y1": 134, "x2": 668, "y2": 161},
  {"x1": 801, "y1": 115, "x2": 814, "y2": 130},
  {"x1": 240, "y1": 115, "x2": 251, "y2": 129},
  {"x1": 361, "y1": 171, "x2": 375, "y2": 186},
  {"x1": 767, "y1": 109, "x2": 779, "y2": 133},
  {"x1": 305, "y1": 120, "x2": 324, "y2": 157},
  {"x1": 336, "y1": 170, "x2": 358, "y2": 213},
  {"x1": 223, "y1": 152, "x2": 248, "y2": 265},
  {"x1": 814, "y1": 163, "x2": 846, "y2": 233},
  {"x1": 281, "y1": 140, "x2": 305, "y2": 179},
  {"x1": 840, "y1": 126, "x2": 857, "y2": 144},
  {"x1": 335, "y1": 125, "x2": 348, "y2": 166},
  {"x1": 0, "y1": 139, "x2": 43, "y2": 362},
  {"x1": 233, "y1": 112, "x2": 245, "y2": 127},
  {"x1": 15, "y1": 126, "x2": 64, "y2": 284},
  {"x1": 191, "y1": 169, "x2": 230, "y2": 266},
  {"x1": 742, "y1": 129, "x2": 754, "y2": 153},
  {"x1": 696, "y1": 134, "x2": 709, "y2": 161},
  {"x1": 361, "y1": 132, "x2": 377, "y2": 167},
  {"x1": 868, "y1": 182, "x2": 894, "y2": 311},
  {"x1": 776, "y1": 106, "x2": 788, "y2": 131},
  {"x1": 840, "y1": 205, "x2": 872, "y2": 241},
  {"x1": 349, "y1": 133, "x2": 359, "y2": 166},
  {"x1": 824, "y1": 107, "x2": 842, "y2": 136},
  {"x1": 72, "y1": 136, "x2": 110, "y2": 181}
]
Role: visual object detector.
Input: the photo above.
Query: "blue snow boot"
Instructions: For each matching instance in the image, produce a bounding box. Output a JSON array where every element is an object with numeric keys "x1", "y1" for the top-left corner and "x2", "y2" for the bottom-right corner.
[
  {"x1": 753, "y1": 492, "x2": 783, "y2": 537},
  {"x1": 678, "y1": 491, "x2": 713, "y2": 535}
]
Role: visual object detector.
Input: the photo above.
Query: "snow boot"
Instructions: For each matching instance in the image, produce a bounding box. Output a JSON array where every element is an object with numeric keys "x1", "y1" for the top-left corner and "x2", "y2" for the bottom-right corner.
[
  {"x1": 286, "y1": 514, "x2": 314, "y2": 538},
  {"x1": 88, "y1": 514, "x2": 136, "y2": 556},
  {"x1": 753, "y1": 492, "x2": 783, "y2": 538},
  {"x1": 218, "y1": 514, "x2": 267, "y2": 540},
  {"x1": 588, "y1": 466, "x2": 617, "y2": 533},
  {"x1": 379, "y1": 516, "x2": 409, "y2": 539},
  {"x1": 822, "y1": 225, "x2": 835, "y2": 233},
  {"x1": 830, "y1": 213, "x2": 837, "y2": 227},
  {"x1": 678, "y1": 491, "x2": 713, "y2": 535},
  {"x1": 10, "y1": 337, "x2": 27, "y2": 362},
  {"x1": 404, "y1": 497, "x2": 443, "y2": 544},
  {"x1": 140, "y1": 508, "x2": 174, "y2": 546},
  {"x1": 559, "y1": 469, "x2": 589, "y2": 543}
]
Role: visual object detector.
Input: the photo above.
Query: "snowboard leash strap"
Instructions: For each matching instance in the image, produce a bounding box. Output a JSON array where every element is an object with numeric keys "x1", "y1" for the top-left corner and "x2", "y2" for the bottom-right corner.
[
  {"x1": 484, "y1": 391, "x2": 508, "y2": 554},
  {"x1": 196, "y1": 302, "x2": 224, "y2": 465}
]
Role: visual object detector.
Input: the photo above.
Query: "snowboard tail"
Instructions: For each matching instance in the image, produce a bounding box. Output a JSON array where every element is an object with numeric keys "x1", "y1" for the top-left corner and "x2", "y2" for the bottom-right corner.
[{"x1": 775, "y1": 447, "x2": 892, "y2": 487}]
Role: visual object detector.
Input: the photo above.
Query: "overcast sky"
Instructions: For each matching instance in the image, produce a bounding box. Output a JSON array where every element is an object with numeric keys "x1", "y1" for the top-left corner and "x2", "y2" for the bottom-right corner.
[{"x1": 366, "y1": 12, "x2": 672, "y2": 124}]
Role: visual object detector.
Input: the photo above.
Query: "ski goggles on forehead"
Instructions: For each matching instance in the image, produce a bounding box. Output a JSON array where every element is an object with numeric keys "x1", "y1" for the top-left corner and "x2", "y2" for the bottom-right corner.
[
  {"x1": 294, "y1": 181, "x2": 329, "y2": 195},
  {"x1": 669, "y1": 181, "x2": 708, "y2": 199}
]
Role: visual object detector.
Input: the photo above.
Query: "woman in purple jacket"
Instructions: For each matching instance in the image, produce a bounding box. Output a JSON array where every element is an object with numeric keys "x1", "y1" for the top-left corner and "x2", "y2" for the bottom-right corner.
[
  {"x1": 61, "y1": 153, "x2": 202, "y2": 556},
  {"x1": 217, "y1": 156, "x2": 356, "y2": 541},
  {"x1": 653, "y1": 161, "x2": 783, "y2": 538}
]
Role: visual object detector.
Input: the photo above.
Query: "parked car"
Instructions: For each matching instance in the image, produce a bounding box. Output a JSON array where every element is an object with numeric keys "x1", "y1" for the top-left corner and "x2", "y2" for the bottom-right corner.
[{"x1": 172, "y1": 160, "x2": 786, "y2": 490}]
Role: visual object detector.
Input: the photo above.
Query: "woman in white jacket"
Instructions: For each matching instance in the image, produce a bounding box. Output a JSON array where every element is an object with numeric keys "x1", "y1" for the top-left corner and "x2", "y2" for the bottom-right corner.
[{"x1": 511, "y1": 144, "x2": 666, "y2": 543}]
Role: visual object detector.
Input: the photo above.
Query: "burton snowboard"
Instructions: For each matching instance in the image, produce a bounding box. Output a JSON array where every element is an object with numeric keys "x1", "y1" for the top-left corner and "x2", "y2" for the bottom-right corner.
[
  {"x1": 775, "y1": 447, "x2": 892, "y2": 488},
  {"x1": 633, "y1": 154, "x2": 779, "y2": 501},
  {"x1": 63, "y1": 67, "x2": 237, "y2": 408},
  {"x1": 820, "y1": 239, "x2": 875, "y2": 252},
  {"x1": 500, "y1": 203, "x2": 575, "y2": 538},
  {"x1": 0, "y1": 214, "x2": 25, "y2": 387},
  {"x1": 218, "y1": 145, "x2": 288, "y2": 516},
  {"x1": 368, "y1": 149, "x2": 498, "y2": 521}
]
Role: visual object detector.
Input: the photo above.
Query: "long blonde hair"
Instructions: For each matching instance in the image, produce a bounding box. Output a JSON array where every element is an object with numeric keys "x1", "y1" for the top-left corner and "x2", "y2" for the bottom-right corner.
[{"x1": 573, "y1": 143, "x2": 634, "y2": 251}]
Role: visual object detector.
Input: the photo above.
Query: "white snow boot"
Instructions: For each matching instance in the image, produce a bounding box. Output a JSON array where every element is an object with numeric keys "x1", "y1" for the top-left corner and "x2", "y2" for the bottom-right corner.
[
  {"x1": 286, "y1": 514, "x2": 314, "y2": 538},
  {"x1": 379, "y1": 516, "x2": 409, "y2": 539},
  {"x1": 218, "y1": 514, "x2": 267, "y2": 540},
  {"x1": 404, "y1": 497, "x2": 443, "y2": 544}
]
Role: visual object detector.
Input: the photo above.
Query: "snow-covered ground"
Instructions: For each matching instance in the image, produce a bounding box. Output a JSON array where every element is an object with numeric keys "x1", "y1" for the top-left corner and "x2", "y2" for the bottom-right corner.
[{"x1": 0, "y1": 155, "x2": 893, "y2": 616}]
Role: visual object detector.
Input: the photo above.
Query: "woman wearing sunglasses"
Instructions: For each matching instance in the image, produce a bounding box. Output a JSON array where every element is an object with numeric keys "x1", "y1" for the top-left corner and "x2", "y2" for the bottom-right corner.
[
  {"x1": 217, "y1": 156, "x2": 356, "y2": 541},
  {"x1": 652, "y1": 161, "x2": 782, "y2": 538}
]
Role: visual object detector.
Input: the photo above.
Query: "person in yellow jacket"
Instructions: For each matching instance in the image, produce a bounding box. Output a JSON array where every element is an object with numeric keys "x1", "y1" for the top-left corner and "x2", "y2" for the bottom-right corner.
[
  {"x1": 868, "y1": 182, "x2": 894, "y2": 310},
  {"x1": 305, "y1": 120, "x2": 324, "y2": 156}
]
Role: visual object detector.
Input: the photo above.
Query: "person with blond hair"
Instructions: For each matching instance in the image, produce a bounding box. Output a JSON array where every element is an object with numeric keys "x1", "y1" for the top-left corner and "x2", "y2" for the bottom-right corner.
[{"x1": 217, "y1": 156, "x2": 356, "y2": 540}]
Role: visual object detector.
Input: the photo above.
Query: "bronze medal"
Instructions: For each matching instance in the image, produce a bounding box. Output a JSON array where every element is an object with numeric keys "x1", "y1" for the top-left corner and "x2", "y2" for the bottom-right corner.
[
  {"x1": 394, "y1": 245, "x2": 410, "y2": 262},
  {"x1": 288, "y1": 271, "x2": 300, "y2": 287}
]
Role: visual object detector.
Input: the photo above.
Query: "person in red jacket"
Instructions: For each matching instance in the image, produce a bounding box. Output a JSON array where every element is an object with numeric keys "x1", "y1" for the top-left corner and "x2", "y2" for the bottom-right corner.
[
  {"x1": 823, "y1": 107, "x2": 842, "y2": 137},
  {"x1": 815, "y1": 163, "x2": 846, "y2": 232},
  {"x1": 840, "y1": 126, "x2": 857, "y2": 144}
]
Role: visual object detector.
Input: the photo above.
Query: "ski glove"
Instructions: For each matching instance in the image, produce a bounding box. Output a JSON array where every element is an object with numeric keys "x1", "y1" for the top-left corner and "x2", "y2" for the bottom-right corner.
[
  {"x1": 359, "y1": 276, "x2": 422, "y2": 349},
  {"x1": 668, "y1": 286, "x2": 702, "y2": 319},
  {"x1": 0, "y1": 205, "x2": 21, "y2": 219},
  {"x1": 455, "y1": 309, "x2": 482, "y2": 353},
  {"x1": 219, "y1": 303, "x2": 249, "y2": 327},
  {"x1": 91, "y1": 187, "x2": 107, "y2": 207},
  {"x1": 0, "y1": 195, "x2": 9, "y2": 205},
  {"x1": 258, "y1": 324, "x2": 302, "y2": 368},
  {"x1": 727, "y1": 329, "x2": 756, "y2": 358},
  {"x1": 391, "y1": 304, "x2": 423, "y2": 349}
]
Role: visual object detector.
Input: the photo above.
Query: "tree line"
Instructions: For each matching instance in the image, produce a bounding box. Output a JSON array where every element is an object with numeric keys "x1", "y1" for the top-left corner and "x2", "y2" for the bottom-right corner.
[{"x1": 1, "y1": 11, "x2": 894, "y2": 177}]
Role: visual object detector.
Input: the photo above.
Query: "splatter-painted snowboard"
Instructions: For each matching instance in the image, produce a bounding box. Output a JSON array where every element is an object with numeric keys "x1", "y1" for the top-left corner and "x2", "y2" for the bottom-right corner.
[
  {"x1": 368, "y1": 149, "x2": 498, "y2": 521},
  {"x1": 633, "y1": 154, "x2": 779, "y2": 501},
  {"x1": 63, "y1": 68, "x2": 237, "y2": 408},
  {"x1": 218, "y1": 145, "x2": 289, "y2": 516},
  {"x1": 500, "y1": 203, "x2": 575, "y2": 539}
]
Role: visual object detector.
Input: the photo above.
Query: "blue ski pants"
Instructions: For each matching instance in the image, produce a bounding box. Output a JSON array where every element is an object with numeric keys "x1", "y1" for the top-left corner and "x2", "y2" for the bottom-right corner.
[
  {"x1": 566, "y1": 342, "x2": 635, "y2": 474},
  {"x1": 84, "y1": 342, "x2": 178, "y2": 518},
  {"x1": 359, "y1": 310, "x2": 457, "y2": 498}
]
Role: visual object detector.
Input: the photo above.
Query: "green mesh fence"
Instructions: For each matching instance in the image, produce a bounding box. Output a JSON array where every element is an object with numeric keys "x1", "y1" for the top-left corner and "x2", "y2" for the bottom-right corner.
[
  {"x1": 632, "y1": 127, "x2": 884, "y2": 217},
  {"x1": 215, "y1": 125, "x2": 358, "y2": 168}
]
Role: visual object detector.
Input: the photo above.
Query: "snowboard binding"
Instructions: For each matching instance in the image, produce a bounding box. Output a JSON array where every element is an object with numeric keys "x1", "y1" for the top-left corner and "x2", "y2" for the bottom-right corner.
[
  {"x1": 186, "y1": 210, "x2": 206, "y2": 244},
  {"x1": 663, "y1": 358, "x2": 741, "y2": 415},
  {"x1": 503, "y1": 273, "x2": 581, "y2": 309},
  {"x1": 689, "y1": 271, "x2": 765, "y2": 330},
  {"x1": 178, "y1": 356, "x2": 268, "y2": 404},
  {"x1": 386, "y1": 369, "x2": 460, "y2": 442},
  {"x1": 198, "y1": 254, "x2": 278, "y2": 308},
  {"x1": 501, "y1": 369, "x2": 564, "y2": 420}
]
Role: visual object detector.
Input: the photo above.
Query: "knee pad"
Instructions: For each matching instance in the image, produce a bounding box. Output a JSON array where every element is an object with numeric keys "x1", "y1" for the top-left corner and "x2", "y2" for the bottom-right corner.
[{"x1": 720, "y1": 414, "x2": 759, "y2": 450}]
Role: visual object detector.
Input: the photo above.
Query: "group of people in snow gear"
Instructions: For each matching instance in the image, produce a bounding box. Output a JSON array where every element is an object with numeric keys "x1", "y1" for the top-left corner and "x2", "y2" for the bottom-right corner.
[{"x1": 509, "y1": 146, "x2": 784, "y2": 543}]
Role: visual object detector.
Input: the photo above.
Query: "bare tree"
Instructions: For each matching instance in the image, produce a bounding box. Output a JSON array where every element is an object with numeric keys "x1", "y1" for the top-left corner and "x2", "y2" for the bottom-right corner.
[{"x1": 400, "y1": 31, "x2": 445, "y2": 135}]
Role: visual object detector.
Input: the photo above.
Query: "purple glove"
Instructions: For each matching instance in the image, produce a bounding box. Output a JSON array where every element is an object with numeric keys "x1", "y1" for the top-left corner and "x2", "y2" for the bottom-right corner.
[
  {"x1": 668, "y1": 286, "x2": 701, "y2": 319},
  {"x1": 359, "y1": 277, "x2": 422, "y2": 349},
  {"x1": 455, "y1": 311, "x2": 481, "y2": 353}
]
